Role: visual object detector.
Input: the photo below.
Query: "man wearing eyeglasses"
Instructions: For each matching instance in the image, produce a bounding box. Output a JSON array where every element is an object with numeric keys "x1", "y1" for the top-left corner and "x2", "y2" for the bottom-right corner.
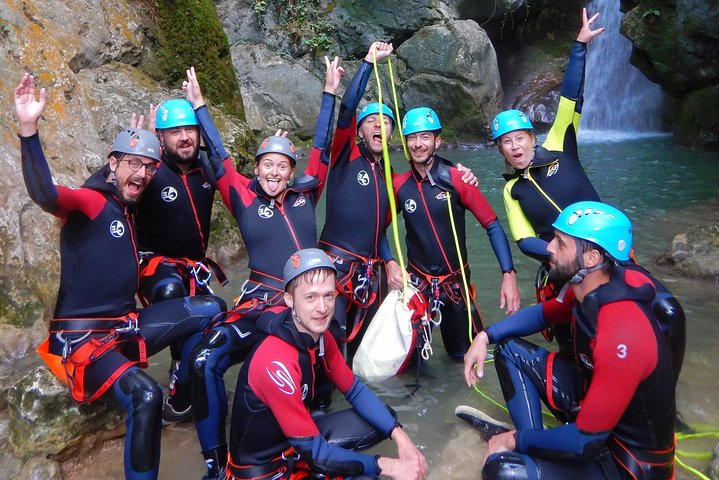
[{"x1": 15, "y1": 72, "x2": 227, "y2": 480}]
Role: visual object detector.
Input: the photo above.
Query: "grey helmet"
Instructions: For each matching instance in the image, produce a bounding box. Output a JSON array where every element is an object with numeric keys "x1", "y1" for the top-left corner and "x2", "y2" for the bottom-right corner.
[
  {"x1": 255, "y1": 135, "x2": 297, "y2": 166},
  {"x1": 283, "y1": 248, "x2": 336, "y2": 290},
  {"x1": 110, "y1": 128, "x2": 161, "y2": 162}
]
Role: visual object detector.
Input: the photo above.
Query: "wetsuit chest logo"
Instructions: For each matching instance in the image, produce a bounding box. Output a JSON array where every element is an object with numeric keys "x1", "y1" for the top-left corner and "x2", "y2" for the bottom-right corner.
[
  {"x1": 202, "y1": 181, "x2": 212, "y2": 189},
  {"x1": 161, "y1": 186, "x2": 178, "y2": 202},
  {"x1": 109, "y1": 220, "x2": 125, "y2": 238},
  {"x1": 579, "y1": 353, "x2": 594, "y2": 370},
  {"x1": 266, "y1": 360, "x2": 296, "y2": 395},
  {"x1": 404, "y1": 199, "x2": 417, "y2": 213},
  {"x1": 258, "y1": 205, "x2": 274, "y2": 219},
  {"x1": 292, "y1": 197, "x2": 306, "y2": 208},
  {"x1": 301, "y1": 383, "x2": 308, "y2": 400},
  {"x1": 547, "y1": 162, "x2": 559, "y2": 177},
  {"x1": 357, "y1": 170, "x2": 370, "y2": 186},
  {"x1": 435, "y1": 191, "x2": 449, "y2": 202}
]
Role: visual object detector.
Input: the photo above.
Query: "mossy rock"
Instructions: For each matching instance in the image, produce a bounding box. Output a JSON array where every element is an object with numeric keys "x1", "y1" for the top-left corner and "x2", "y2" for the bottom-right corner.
[{"x1": 155, "y1": 0, "x2": 245, "y2": 119}]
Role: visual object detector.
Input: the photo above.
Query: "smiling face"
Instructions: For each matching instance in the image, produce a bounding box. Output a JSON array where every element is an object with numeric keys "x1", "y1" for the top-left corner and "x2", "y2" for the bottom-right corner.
[
  {"x1": 284, "y1": 269, "x2": 337, "y2": 341},
  {"x1": 496, "y1": 129, "x2": 536, "y2": 170},
  {"x1": 357, "y1": 113, "x2": 393, "y2": 157},
  {"x1": 254, "y1": 153, "x2": 295, "y2": 197},
  {"x1": 108, "y1": 154, "x2": 157, "y2": 205},
  {"x1": 406, "y1": 131, "x2": 441, "y2": 166},
  {"x1": 158, "y1": 126, "x2": 200, "y2": 167}
]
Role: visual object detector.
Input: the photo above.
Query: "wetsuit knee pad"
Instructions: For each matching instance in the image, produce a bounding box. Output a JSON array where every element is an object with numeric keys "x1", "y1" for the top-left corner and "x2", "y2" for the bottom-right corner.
[
  {"x1": 483, "y1": 452, "x2": 530, "y2": 480},
  {"x1": 116, "y1": 369, "x2": 163, "y2": 473},
  {"x1": 186, "y1": 294, "x2": 228, "y2": 316},
  {"x1": 150, "y1": 276, "x2": 187, "y2": 302}
]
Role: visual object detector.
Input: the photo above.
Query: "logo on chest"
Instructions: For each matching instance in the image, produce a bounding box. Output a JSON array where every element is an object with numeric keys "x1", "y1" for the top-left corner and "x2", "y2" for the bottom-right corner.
[
  {"x1": 258, "y1": 205, "x2": 274, "y2": 219},
  {"x1": 357, "y1": 170, "x2": 370, "y2": 186},
  {"x1": 109, "y1": 220, "x2": 125, "y2": 238},
  {"x1": 435, "y1": 191, "x2": 449, "y2": 202},
  {"x1": 301, "y1": 383, "x2": 309, "y2": 400},
  {"x1": 292, "y1": 196, "x2": 307, "y2": 208},
  {"x1": 161, "y1": 186, "x2": 178, "y2": 202},
  {"x1": 547, "y1": 162, "x2": 559, "y2": 177},
  {"x1": 579, "y1": 353, "x2": 594, "y2": 370},
  {"x1": 404, "y1": 199, "x2": 417, "y2": 213}
]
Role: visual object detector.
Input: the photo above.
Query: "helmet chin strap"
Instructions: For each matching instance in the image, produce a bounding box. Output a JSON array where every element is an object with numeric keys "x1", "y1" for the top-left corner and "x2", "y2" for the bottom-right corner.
[{"x1": 557, "y1": 238, "x2": 607, "y2": 302}]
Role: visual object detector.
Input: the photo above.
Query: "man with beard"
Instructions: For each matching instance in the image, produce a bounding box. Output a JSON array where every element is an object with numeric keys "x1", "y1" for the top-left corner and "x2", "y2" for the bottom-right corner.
[
  {"x1": 134, "y1": 67, "x2": 229, "y2": 425},
  {"x1": 16, "y1": 73, "x2": 227, "y2": 480},
  {"x1": 459, "y1": 201, "x2": 676, "y2": 480}
]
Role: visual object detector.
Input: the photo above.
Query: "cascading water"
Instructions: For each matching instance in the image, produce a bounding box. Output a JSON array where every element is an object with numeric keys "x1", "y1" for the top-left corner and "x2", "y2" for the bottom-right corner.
[{"x1": 582, "y1": 0, "x2": 668, "y2": 134}]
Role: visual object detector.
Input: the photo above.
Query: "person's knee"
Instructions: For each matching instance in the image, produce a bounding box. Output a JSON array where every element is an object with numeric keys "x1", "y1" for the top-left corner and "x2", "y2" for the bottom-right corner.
[
  {"x1": 191, "y1": 328, "x2": 229, "y2": 377},
  {"x1": 151, "y1": 276, "x2": 187, "y2": 302},
  {"x1": 483, "y1": 452, "x2": 530, "y2": 480},
  {"x1": 187, "y1": 295, "x2": 228, "y2": 317}
]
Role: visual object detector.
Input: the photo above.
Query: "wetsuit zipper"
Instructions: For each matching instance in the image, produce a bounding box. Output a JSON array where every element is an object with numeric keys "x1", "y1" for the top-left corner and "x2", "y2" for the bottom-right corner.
[
  {"x1": 181, "y1": 172, "x2": 208, "y2": 252},
  {"x1": 525, "y1": 164, "x2": 562, "y2": 213},
  {"x1": 417, "y1": 178, "x2": 453, "y2": 272}
]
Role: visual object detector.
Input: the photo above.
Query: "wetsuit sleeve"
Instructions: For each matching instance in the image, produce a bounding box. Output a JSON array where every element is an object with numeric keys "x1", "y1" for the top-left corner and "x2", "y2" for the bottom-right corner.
[
  {"x1": 337, "y1": 61, "x2": 373, "y2": 129},
  {"x1": 452, "y1": 169, "x2": 496, "y2": 228},
  {"x1": 484, "y1": 219, "x2": 515, "y2": 274},
  {"x1": 215, "y1": 158, "x2": 255, "y2": 217},
  {"x1": 303, "y1": 91, "x2": 337, "y2": 198},
  {"x1": 21, "y1": 133, "x2": 105, "y2": 220},
  {"x1": 543, "y1": 41, "x2": 586, "y2": 152},
  {"x1": 517, "y1": 237, "x2": 550, "y2": 262},
  {"x1": 503, "y1": 179, "x2": 537, "y2": 242},
  {"x1": 195, "y1": 105, "x2": 229, "y2": 179},
  {"x1": 485, "y1": 304, "x2": 548, "y2": 343},
  {"x1": 378, "y1": 234, "x2": 394, "y2": 262},
  {"x1": 516, "y1": 300, "x2": 658, "y2": 460}
]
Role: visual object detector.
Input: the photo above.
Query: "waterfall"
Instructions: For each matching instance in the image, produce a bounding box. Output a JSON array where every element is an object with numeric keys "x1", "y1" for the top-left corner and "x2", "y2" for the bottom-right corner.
[{"x1": 581, "y1": 0, "x2": 668, "y2": 135}]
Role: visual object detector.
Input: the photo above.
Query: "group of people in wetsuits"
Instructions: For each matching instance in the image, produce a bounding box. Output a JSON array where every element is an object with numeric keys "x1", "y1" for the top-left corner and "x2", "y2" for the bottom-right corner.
[{"x1": 15, "y1": 6, "x2": 684, "y2": 480}]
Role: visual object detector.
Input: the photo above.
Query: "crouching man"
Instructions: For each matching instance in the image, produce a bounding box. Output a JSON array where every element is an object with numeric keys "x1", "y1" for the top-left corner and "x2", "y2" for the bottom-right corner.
[{"x1": 226, "y1": 248, "x2": 428, "y2": 479}]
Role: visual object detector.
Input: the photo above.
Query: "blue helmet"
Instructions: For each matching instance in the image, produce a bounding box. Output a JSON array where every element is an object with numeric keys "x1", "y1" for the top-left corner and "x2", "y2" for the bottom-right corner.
[
  {"x1": 491, "y1": 109, "x2": 534, "y2": 140},
  {"x1": 402, "y1": 107, "x2": 442, "y2": 136},
  {"x1": 156, "y1": 99, "x2": 199, "y2": 130},
  {"x1": 357, "y1": 103, "x2": 395, "y2": 130},
  {"x1": 552, "y1": 201, "x2": 632, "y2": 261}
]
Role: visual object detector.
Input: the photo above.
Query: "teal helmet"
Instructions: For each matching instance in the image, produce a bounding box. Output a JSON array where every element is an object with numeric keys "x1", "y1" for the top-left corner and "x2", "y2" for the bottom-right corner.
[
  {"x1": 156, "y1": 99, "x2": 198, "y2": 130},
  {"x1": 402, "y1": 107, "x2": 442, "y2": 136},
  {"x1": 552, "y1": 201, "x2": 632, "y2": 261},
  {"x1": 357, "y1": 103, "x2": 395, "y2": 130},
  {"x1": 255, "y1": 135, "x2": 297, "y2": 166},
  {"x1": 109, "y1": 128, "x2": 161, "y2": 162},
  {"x1": 283, "y1": 248, "x2": 337, "y2": 290},
  {"x1": 492, "y1": 109, "x2": 534, "y2": 140}
]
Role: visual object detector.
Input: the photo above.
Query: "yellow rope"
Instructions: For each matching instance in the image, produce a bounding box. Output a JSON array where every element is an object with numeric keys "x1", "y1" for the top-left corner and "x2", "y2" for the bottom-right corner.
[
  {"x1": 371, "y1": 50, "x2": 408, "y2": 294},
  {"x1": 444, "y1": 192, "x2": 475, "y2": 342}
]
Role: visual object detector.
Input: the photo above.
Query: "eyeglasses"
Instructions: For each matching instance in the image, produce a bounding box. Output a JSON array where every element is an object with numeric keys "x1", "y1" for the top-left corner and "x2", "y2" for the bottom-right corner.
[{"x1": 120, "y1": 157, "x2": 159, "y2": 175}]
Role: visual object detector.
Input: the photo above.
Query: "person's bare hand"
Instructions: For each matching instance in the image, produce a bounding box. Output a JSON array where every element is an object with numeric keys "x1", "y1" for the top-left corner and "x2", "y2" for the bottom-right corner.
[
  {"x1": 323, "y1": 55, "x2": 344, "y2": 95},
  {"x1": 577, "y1": 8, "x2": 604, "y2": 44},
  {"x1": 14, "y1": 73, "x2": 47, "y2": 137},
  {"x1": 183, "y1": 66, "x2": 205, "y2": 109},
  {"x1": 456, "y1": 163, "x2": 478, "y2": 187},
  {"x1": 499, "y1": 270, "x2": 520, "y2": 315},
  {"x1": 463, "y1": 331, "x2": 489, "y2": 387},
  {"x1": 364, "y1": 41, "x2": 394, "y2": 63},
  {"x1": 483, "y1": 430, "x2": 517, "y2": 465}
]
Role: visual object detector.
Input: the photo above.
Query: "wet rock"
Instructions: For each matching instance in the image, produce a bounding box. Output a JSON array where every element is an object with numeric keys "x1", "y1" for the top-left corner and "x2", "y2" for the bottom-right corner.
[
  {"x1": 510, "y1": 70, "x2": 562, "y2": 131},
  {"x1": 655, "y1": 223, "x2": 719, "y2": 281},
  {"x1": 710, "y1": 441, "x2": 719, "y2": 479},
  {"x1": 0, "y1": 411, "x2": 23, "y2": 479},
  {"x1": 8, "y1": 367, "x2": 123, "y2": 462},
  {"x1": 17, "y1": 456, "x2": 63, "y2": 480},
  {"x1": 396, "y1": 19, "x2": 502, "y2": 141},
  {"x1": 675, "y1": 85, "x2": 719, "y2": 150}
]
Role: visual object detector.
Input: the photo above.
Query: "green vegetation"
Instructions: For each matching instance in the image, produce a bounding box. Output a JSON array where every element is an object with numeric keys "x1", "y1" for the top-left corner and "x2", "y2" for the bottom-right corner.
[
  {"x1": 155, "y1": 0, "x2": 245, "y2": 118},
  {"x1": 252, "y1": 0, "x2": 336, "y2": 54},
  {"x1": 642, "y1": 8, "x2": 661, "y2": 18}
]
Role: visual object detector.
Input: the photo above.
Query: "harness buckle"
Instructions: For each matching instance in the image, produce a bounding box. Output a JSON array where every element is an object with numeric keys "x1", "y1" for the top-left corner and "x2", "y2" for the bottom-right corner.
[
  {"x1": 191, "y1": 262, "x2": 214, "y2": 293},
  {"x1": 114, "y1": 316, "x2": 139, "y2": 335}
]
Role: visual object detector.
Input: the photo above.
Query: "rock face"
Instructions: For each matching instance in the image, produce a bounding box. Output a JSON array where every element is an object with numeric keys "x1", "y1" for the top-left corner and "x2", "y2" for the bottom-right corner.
[
  {"x1": 655, "y1": 223, "x2": 719, "y2": 281},
  {"x1": 621, "y1": 0, "x2": 719, "y2": 148},
  {"x1": 8, "y1": 367, "x2": 123, "y2": 461}
]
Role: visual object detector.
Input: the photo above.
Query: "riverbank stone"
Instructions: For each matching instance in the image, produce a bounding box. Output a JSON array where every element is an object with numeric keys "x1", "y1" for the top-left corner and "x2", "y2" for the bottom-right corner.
[
  {"x1": 8, "y1": 367, "x2": 123, "y2": 462},
  {"x1": 655, "y1": 223, "x2": 719, "y2": 281}
]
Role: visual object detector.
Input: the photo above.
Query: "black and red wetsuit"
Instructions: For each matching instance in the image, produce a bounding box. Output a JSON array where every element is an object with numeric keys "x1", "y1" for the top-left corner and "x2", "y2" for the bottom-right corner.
[
  {"x1": 393, "y1": 155, "x2": 515, "y2": 359},
  {"x1": 484, "y1": 266, "x2": 675, "y2": 480},
  {"x1": 227, "y1": 307, "x2": 399, "y2": 479},
  {"x1": 22, "y1": 132, "x2": 225, "y2": 480},
  {"x1": 189, "y1": 92, "x2": 336, "y2": 469},
  {"x1": 135, "y1": 107, "x2": 225, "y2": 304},
  {"x1": 319, "y1": 60, "x2": 394, "y2": 350}
]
